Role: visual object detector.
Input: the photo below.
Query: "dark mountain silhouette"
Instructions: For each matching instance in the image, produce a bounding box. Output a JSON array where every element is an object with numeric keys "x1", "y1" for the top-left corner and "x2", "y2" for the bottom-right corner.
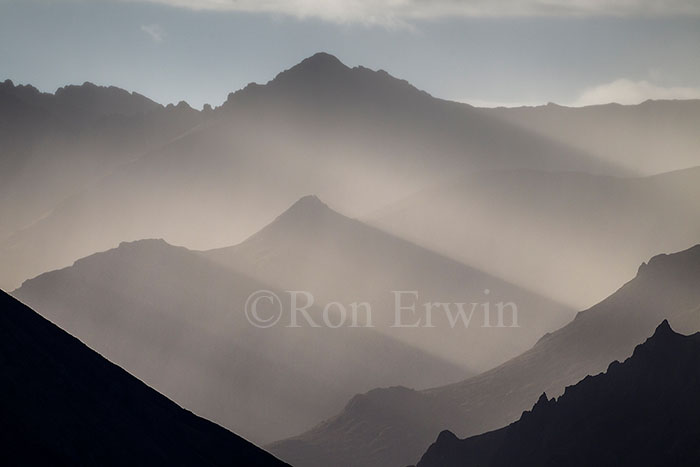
[
  {"x1": 0, "y1": 79, "x2": 161, "y2": 121},
  {"x1": 0, "y1": 289, "x2": 287, "y2": 466},
  {"x1": 204, "y1": 195, "x2": 574, "y2": 373},
  {"x1": 371, "y1": 166, "x2": 700, "y2": 308},
  {"x1": 13, "y1": 237, "x2": 467, "y2": 444},
  {"x1": 268, "y1": 244, "x2": 700, "y2": 467},
  {"x1": 53, "y1": 82, "x2": 162, "y2": 118},
  {"x1": 416, "y1": 320, "x2": 700, "y2": 467},
  {"x1": 221, "y1": 52, "x2": 435, "y2": 114}
]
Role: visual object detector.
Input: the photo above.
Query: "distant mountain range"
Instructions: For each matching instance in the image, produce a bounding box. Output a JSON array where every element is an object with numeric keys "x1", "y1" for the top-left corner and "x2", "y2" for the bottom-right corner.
[
  {"x1": 416, "y1": 320, "x2": 700, "y2": 467},
  {"x1": 483, "y1": 100, "x2": 700, "y2": 175},
  {"x1": 3, "y1": 53, "x2": 700, "y2": 292},
  {"x1": 0, "y1": 289, "x2": 287, "y2": 466},
  {"x1": 268, "y1": 244, "x2": 700, "y2": 467}
]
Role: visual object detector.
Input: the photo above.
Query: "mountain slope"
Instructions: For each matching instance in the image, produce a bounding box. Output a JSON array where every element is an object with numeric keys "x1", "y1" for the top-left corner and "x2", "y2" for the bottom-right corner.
[
  {"x1": 0, "y1": 79, "x2": 203, "y2": 288},
  {"x1": 268, "y1": 244, "x2": 700, "y2": 467},
  {"x1": 13, "y1": 238, "x2": 467, "y2": 444},
  {"x1": 416, "y1": 320, "x2": 700, "y2": 467},
  {"x1": 484, "y1": 99, "x2": 700, "y2": 175},
  {"x1": 0, "y1": 289, "x2": 287, "y2": 466},
  {"x1": 370, "y1": 166, "x2": 700, "y2": 308},
  {"x1": 204, "y1": 195, "x2": 574, "y2": 373}
]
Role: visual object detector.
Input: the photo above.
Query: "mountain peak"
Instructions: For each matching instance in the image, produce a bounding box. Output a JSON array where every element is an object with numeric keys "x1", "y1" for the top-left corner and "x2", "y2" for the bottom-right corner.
[
  {"x1": 635, "y1": 244, "x2": 700, "y2": 280},
  {"x1": 117, "y1": 238, "x2": 171, "y2": 249},
  {"x1": 435, "y1": 430, "x2": 459, "y2": 443},
  {"x1": 293, "y1": 194, "x2": 326, "y2": 207},
  {"x1": 53, "y1": 82, "x2": 161, "y2": 117},
  {"x1": 268, "y1": 52, "x2": 350, "y2": 88},
  {"x1": 280, "y1": 195, "x2": 331, "y2": 219},
  {"x1": 297, "y1": 52, "x2": 347, "y2": 70},
  {"x1": 630, "y1": 320, "x2": 687, "y2": 363},
  {"x1": 650, "y1": 319, "x2": 675, "y2": 340},
  {"x1": 239, "y1": 195, "x2": 345, "y2": 242},
  {"x1": 301, "y1": 52, "x2": 345, "y2": 66},
  {"x1": 219, "y1": 52, "x2": 431, "y2": 111},
  {"x1": 69, "y1": 238, "x2": 178, "y2": 268}
]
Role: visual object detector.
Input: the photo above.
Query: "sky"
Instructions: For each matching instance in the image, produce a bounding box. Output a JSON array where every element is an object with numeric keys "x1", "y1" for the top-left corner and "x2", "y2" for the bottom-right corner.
[{"x1": 1, "y1": 0, "x2": 700, "y2": 109}]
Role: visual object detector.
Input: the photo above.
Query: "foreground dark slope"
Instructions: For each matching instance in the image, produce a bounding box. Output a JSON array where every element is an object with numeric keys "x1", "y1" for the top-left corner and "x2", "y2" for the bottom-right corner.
[
  {"x1": 13, "y1": 238, "x2": 466, "y2": 444},
  {"x1": 0, "y1": 290, "x2": 287, "y2": 467},
  {"x1": 269, "y1": 244, "x2": 700, "y2": 467},
  {"x1": 205, "y1": 195, "x2": 573, "y2": 372},
  {"x1": 417, "y1": 321, "x2": 700, "y2": 467}
]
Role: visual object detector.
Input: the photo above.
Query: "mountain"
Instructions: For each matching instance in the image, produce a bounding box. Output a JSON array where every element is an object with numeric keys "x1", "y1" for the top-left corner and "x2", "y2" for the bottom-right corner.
[
  {"x1": 12, "y1": 237, "x2": 467, "y2": 445},
  {"x1": 484, "y1": 100, "x2": 700, "y2": 175},
  {"x1": 268, "y1": 244, "x2": 700, "y2": 467},
  {"x1": 0, "y1": 79, "x2": 161, "y2": 122},
  {"x1": 0, "y1": 52, "x2": 627, "y2": 291},
  {"x1": 0, "y1": 289, "x2": 287, "y2": 466},
  {"x1": 370, "y1": 166, "x2": 700, "y2": 308},
  {"x1": 221, "y1": 52, "x2": 434, "y2": 110},
  {"x1": 0, "y1": 79, "x2": 203, "y2": 287},
  {"x1": 204, "y1": 195, "x2": 574, "y2": 373},
  {"x1": 416, "y1": 320, "x2": 700, "y2": 467}
]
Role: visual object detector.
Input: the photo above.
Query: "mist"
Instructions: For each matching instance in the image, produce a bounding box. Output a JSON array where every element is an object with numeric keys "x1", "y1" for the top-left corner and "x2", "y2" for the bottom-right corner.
[{"x1": 2, "y1": 35, "x2": 700, "y2": 467}]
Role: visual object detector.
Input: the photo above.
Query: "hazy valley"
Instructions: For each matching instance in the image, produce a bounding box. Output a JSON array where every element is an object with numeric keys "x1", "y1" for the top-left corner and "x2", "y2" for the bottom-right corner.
[{"x1": 3, "y1": 19, "x2": 700, "y2": 466}]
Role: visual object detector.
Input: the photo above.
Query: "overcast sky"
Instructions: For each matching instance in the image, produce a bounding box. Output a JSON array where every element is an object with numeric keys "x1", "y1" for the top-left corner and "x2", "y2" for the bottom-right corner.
[{"x1": 2, "y1": 0, "x2": 700, "y2": 108}]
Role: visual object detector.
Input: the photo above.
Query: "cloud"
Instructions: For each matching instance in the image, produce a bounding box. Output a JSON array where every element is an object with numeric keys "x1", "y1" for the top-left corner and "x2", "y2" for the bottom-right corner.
[
  {"x1": 124, "y1": 0, "x2": 700, "y2": 26},
  {"x1": 572, "y1": 79, "x2": 700, "y2": 106},
  {"x1": 141, "y1": 23, "x2": 165, "y2": 42}
]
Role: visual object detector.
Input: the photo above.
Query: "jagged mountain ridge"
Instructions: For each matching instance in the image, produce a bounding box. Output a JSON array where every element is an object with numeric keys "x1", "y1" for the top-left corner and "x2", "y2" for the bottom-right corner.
[
  {"x1": 416, "y1": 320, "x2": 700, "y2": 467},
  {"x1": 221, "y1": 52, "x2": 434, "y2": 113},
  {"x1": 0, "y1": 79, "x2": 162, "y2": 122}
]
